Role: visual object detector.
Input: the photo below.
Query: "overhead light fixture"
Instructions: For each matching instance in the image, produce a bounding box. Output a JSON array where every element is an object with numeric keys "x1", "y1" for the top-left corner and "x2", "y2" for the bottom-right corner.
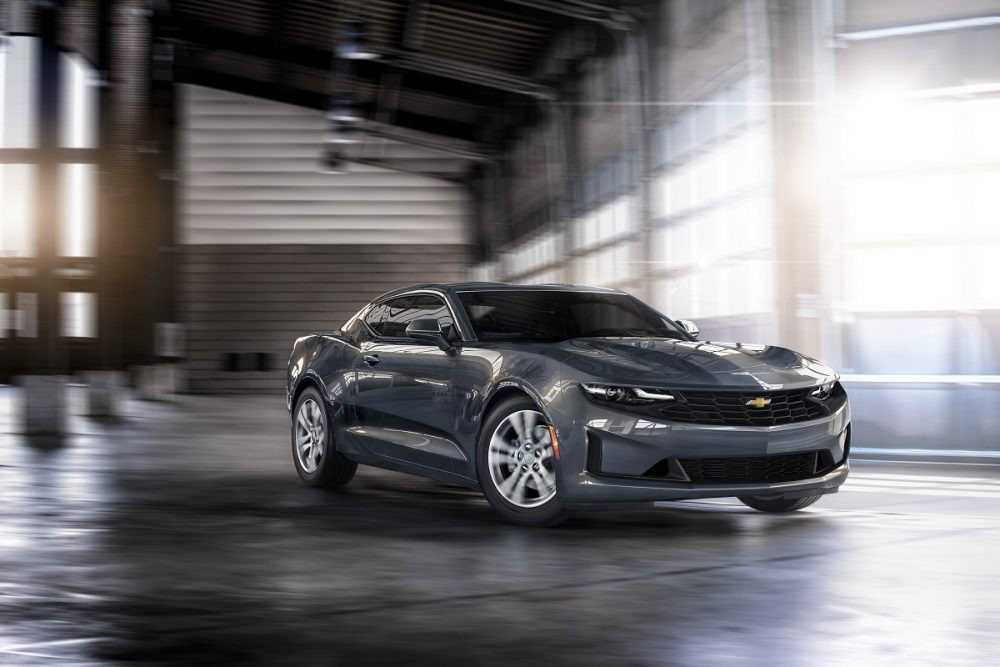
[
  {"x1": 326, "y1": 95, "x2": 364, "y2": 123},
  {"x1": 324, "y1": 122, "x2": 363, "y2": 145},
  {"x1": 319, "y1": 147, "x2": 349, "y2": 174},
  {"x1": 336, "y1": 19, "x2": 380, "y2": 60}
]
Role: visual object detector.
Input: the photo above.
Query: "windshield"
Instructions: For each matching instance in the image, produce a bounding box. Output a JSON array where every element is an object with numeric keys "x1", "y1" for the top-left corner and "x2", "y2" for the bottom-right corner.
[{"x1": 457, "y1": 290, "x2": 689, "y2": 342}]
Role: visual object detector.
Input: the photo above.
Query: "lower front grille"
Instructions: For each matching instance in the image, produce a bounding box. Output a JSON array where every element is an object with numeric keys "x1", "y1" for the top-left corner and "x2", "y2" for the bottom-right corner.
[{"x1": 678, "y1": 451, "x2": 819, "y2": 484}]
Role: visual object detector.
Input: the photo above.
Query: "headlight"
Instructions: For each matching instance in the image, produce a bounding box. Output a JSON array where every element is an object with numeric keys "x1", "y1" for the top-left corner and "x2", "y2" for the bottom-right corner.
[
  {"x1": 810, "y1": 381, "x2": 836, "y2": 400},
  {"x1": 580, "y1": 383, "x2": 675, "y2": 404}
]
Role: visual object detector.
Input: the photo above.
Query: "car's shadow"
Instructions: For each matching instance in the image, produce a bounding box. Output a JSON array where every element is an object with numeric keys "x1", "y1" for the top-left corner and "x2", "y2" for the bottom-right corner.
[
  {"x1": 81, "y1": 468, "x2": 842, "y2": 667},
  {"x1": 100, "y1": 466, "x2": 831, "y2": 545}
]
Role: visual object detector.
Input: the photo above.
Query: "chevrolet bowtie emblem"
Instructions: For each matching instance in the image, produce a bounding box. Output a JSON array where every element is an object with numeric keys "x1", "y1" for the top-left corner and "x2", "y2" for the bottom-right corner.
[{"x1": 745, "y1": 397, "x2": 771, "y2": 408}]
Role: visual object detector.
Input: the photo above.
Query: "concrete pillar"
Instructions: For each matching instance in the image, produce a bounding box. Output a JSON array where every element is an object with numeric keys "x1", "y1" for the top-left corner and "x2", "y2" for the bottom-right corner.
[
  {"x1": 766, "y1": 0, "x2": 837, "y2": 359},
  {"x1": 16, "y1": 4, "x2": 66, "y2": 438},
  {"x1": 20, "y1": 376, "x2": 67, "y2": 435},
  {"x1": 85, "y1": 370, "x2": 124, "y2": 418}
]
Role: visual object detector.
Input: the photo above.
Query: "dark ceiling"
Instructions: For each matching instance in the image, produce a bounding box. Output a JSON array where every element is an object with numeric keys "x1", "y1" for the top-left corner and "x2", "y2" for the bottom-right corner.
[{"x1": 169, "y1": 0, "x2": 603, "y2": 145}]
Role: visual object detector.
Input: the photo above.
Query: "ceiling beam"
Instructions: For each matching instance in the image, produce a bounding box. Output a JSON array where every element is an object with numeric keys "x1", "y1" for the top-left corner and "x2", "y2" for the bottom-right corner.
[
  {"x1": 375, "y1": 0, "x2": 429, "y2": 125},
  {"x1": 497, "y1": 0, "x2": 634, "y2": 31},
  {"x1": 267, "y1": 1, "x2": 289, "y2": 94},
  {"x1": 377, "y1": 46, "x2": 556, "y2": 100},
  {"x1": 174, "y1": 17, "x2": 555, "y2": 100},
  {"x1": 179, "y1": 66, "x2": 478, "y2": 141}
]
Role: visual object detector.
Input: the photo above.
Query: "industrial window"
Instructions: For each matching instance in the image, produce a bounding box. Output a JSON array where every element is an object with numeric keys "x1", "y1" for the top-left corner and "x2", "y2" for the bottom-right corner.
[
  {"x1": 508, "y1": 230, "x2": 559, "y2": 279},
  {"x1": 0, "y1": 164, "x2": 36, "y2": 257},
  {"x1": 59, "y1": 163, "x2": 97, "y2": 257},
  {"x1": 60, "y1": 292, "x2": 97, "y2": 338},
  {"x1": 59, "y1": 52, "x2": 98, "y2": 149},
  {"x1": 15, "y1": 293, "x2": 37, "y2": 338},
  {"x1": 0, "y1": 37, "x2": 39, "y2": 149},
  {"x1": 1, "y1": 36, "x2": 101, "y2": 354},
  {"x1": 841, "y1": 96, "x2": 1000, "y2": 313}
]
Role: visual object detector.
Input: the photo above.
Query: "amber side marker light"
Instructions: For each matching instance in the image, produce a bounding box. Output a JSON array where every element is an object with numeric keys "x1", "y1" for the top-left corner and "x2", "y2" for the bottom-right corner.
[{"x1": 548, "y1": 425, "x2": 561, "y2": 460}]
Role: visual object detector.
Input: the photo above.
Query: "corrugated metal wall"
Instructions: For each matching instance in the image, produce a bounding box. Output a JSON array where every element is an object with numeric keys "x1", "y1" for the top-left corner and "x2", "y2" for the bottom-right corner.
[
  {"x1": 179, "y1": 85, "x2": 472, "y2": 393},
  {"x1": 180, "y1": 245, "x2": 470, "y2": 393},
  {"x1": 180, "y1": 85, "x2": 470, "y2": 245}
]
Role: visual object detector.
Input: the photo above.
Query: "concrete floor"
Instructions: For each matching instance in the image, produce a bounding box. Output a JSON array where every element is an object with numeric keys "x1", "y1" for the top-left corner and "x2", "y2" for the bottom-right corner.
[{"x1": 1, "y1": 386, "x2": 998, "y2": 666}]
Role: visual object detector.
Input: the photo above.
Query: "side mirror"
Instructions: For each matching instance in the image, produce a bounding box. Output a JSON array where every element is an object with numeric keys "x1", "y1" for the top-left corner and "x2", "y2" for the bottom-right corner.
[
  {"x1": 405, "y1": 319, "x2": 456, "y2": 354},
  {"x1": 676, "y1": 319, "x2": 700, "y2": 339}
]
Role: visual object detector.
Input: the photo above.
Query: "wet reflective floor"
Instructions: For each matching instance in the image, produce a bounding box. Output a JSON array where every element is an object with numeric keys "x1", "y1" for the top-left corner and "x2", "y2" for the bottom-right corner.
[{"x1": 1, "y1": 386, "x2": 998, "y2": 665}]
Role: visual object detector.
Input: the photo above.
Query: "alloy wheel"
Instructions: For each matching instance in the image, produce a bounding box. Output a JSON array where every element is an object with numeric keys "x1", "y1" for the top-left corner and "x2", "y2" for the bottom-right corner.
[
  {"x1": 295, "y1": 398, "x2": 325, "y2": 473},
  {"x1": 487, "y1": 409, "x2": 557, "y2": 508}
]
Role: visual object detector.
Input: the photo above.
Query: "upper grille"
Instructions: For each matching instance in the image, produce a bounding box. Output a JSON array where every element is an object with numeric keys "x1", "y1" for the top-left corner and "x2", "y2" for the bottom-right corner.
[
  {"x1": 658, "y1": 388, "x2": 829, "y2": 427},
  {"x1": 679, "y1": 452, "x2": 818, "y2": 484}
]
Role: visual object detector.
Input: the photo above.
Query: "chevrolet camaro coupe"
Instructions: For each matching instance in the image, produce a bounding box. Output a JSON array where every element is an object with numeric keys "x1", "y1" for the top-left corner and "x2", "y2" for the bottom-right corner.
[{"x1": 286, "y1": 283, "x2": 850, "y2": 526}]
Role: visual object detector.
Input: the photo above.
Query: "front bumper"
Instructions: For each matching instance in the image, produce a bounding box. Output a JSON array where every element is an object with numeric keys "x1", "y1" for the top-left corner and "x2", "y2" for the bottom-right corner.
[{"x1": 555, "y1": 398, "x2": 851, "y2": 507}]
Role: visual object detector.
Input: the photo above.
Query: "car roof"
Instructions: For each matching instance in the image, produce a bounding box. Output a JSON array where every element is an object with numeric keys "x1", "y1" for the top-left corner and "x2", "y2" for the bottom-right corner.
[{"x1": 373, "y1": 282, "x2": 628, "y2": 302}]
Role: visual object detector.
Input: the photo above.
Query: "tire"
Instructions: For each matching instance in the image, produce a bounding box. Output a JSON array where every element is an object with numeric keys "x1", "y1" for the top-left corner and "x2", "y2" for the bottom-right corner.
[
  {"x1": 738, "y1": 494, "x2": 822, "y2": 513},
  {"x1": 291, "y1": 386, "x2": 357, "y2": 488},
  {"x1": 476, "y1": 396, "x2": 572, "y2": 527}
]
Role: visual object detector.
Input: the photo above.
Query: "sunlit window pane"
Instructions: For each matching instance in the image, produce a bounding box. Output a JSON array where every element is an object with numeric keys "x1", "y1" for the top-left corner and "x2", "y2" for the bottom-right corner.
[
  {"x1": 845, "y1": 247, "x2": 961, "y2": 312},
  {"x1": 695, "y1": 102, "x2": 717, "y2": 147},
  {"x1": 0, "y1": 37, "x2": 39, "y2": 148},
  {"x1": 666, "y1": 220, "x2": 694, "y2": 268},
  {"x1": 844, "y1": 100, "x2": 960, "y2": 171},
  {"x1": 668, "y1": 165, "x2": 692, "y2": 214},
  {"x1": 969, "y1": 99, "x2": 1000, "y2": 159},
  {"x1": 0, "y1": 164, "x2": 36, "y2": 257},
  {"x1": 844, "y1": 174, "x2": 962, "y2": 243},
  {"x1": 60, "y1": 52, "x2": 99, "y2": 149},
  {"x1": 60, "y1": 292, "x2": 97, "y2": 338},
  {"x1": 974, "y1": 245, "x2": 1000, "y2": 308},
  {"x1": 971, "y1": 172, "x2": 1000, "y2": 234},
  {"x1": 60, "y1": 163, "x2": 97, "y2": 257},
  {"x1": 15, "y1": 293, "x2": 37, "y2": 338},
  {"x1": 667, "y1": 114, "x2": 692, "y2": 163},
  {"x1": 663, "y1": 273, "x2": 698, "y2": 319},
  {"x1": 724, "y1": 76, "x2": 749, "y2": 132}
]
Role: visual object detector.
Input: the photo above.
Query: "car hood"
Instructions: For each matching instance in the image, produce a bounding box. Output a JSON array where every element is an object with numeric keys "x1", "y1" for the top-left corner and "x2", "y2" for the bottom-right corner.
[{"x1": 532, "y1": 338, "x2": 837, "y2": 390}]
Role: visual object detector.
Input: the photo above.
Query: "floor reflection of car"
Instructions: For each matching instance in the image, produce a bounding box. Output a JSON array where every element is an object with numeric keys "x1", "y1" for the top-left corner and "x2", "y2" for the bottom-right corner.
[{"x1": 287, "y1": 283, "x2": 850, "y2": 526}]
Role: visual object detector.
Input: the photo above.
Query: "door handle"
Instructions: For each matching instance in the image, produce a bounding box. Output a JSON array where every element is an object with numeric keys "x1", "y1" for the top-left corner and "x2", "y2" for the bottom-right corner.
[{"x1": 363, "y1": 354, "x2": 380, "y2": 366}]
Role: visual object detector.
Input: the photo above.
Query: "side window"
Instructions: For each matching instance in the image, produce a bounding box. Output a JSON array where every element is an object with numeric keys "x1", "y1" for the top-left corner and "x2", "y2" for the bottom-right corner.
[
  {"x1": 364, "y1": 295, "x2": 457, "y2": 339},
  {"x1": 408, "y1": 295, "x2": 456, "y2": 340},
  {"x1": 363, "y1": 303, "x2": 392, "y2": 336},
  {"x1": 379, "y1": 297, "x2": 420, "y2": 337},
  {"x1": 343, "y1": 314, "x2": 367, "y2": 342}
]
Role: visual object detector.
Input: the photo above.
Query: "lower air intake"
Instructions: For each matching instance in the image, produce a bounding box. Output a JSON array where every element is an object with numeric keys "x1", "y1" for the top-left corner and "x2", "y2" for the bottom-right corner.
[{"x1": 678, "y1": 451, "x2": 820, "y2": 484}]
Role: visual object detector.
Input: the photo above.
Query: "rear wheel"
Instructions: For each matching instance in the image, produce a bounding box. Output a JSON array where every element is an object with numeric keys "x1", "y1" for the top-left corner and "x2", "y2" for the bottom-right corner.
[
  {"x1": 477, "y1": 396, "x2": 572, "y2": 527},
  {"x1": 738, "y1": 494, "x2": 822, "y2": 513},
  {"x1": 291, "y1": 387, "x2": 357, "y2": 488}
]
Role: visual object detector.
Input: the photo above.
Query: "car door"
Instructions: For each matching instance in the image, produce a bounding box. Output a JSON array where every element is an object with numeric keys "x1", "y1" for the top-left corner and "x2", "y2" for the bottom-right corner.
[{"x1": 350, "y1": 294, "x2": 465, "y2": 474}]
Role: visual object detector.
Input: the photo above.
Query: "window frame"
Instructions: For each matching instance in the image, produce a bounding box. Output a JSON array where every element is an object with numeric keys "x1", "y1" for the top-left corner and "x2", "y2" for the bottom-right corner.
[{"x1": 360, "y1": 290, "x2": 468, "y2": 343}]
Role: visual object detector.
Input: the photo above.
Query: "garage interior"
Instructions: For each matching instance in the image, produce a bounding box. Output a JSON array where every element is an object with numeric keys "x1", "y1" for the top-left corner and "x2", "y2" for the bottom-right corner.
[{"x1": 1, "y1": 0, "x2": 998, "y2": 664}]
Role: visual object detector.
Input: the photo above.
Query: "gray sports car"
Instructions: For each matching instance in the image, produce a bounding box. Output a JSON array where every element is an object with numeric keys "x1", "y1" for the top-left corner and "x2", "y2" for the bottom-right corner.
[{"x1": 286, "y1": 283, "x2": 850, "y2": 526}]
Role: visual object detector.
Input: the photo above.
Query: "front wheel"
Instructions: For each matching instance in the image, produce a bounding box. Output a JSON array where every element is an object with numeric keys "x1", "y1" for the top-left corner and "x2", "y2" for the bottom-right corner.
[
  {"x1": 738, "y1": 494, "x2": 822, "y2": 513},
  {"x1": 476, "y1": 396, "x2": 572, "y2": 527},
  {"x1": 291, "y1": 387, "x2": 357, "y2": 488}
]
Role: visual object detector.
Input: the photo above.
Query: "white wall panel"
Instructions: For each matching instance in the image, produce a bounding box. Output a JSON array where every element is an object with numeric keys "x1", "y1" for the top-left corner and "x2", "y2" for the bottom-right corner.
[{"x1": 180, "y1": 85, "x2": 471, "y2": 245}]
